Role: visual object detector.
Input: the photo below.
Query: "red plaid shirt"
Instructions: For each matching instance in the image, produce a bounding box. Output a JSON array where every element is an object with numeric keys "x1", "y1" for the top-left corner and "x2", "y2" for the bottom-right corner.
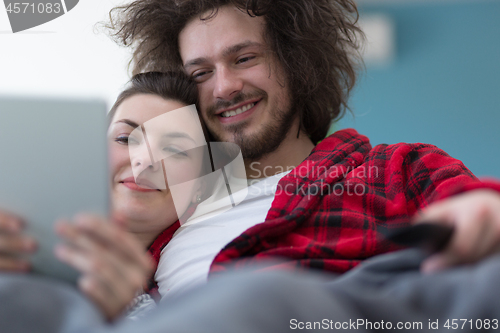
[{"x1": 148, "y1": 128, "x2": 500, "y2": 285}]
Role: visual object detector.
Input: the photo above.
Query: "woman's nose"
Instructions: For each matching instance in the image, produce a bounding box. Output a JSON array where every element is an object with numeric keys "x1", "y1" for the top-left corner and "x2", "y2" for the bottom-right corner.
[{"x1": 131, "y1": 150, "x2": 161, "y2": 175}]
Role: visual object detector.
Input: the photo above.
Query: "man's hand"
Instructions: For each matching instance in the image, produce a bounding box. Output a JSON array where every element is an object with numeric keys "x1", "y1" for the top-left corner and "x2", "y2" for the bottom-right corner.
[
  {"x1": 54, "y1": 214, "x2": 155, "y2": 321},
  {"x1": 415, "y1": 189, "x2": 500, "y2": 273},
  {"x1": 0, "y1": 211, "x2": 37, "y2": 271}
]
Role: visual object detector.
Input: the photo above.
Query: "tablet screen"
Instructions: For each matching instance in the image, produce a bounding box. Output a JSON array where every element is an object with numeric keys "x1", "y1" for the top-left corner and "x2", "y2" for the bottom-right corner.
[{"x1": 0, "y1": 96, "x2": 108, "y2": 284}]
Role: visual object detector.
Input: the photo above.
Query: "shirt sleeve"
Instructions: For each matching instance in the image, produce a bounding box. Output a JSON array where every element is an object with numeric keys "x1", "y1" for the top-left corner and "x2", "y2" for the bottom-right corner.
[{"x1": 382, "y1": 142, "x2": 500, "y2": 214}]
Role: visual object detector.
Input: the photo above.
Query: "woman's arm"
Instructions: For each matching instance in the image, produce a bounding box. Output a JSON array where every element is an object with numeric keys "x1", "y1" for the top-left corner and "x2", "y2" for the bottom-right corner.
[
  {"x1": 0, "y1": 211, "x2": 37, "y2": 271},
  {"x1": 54, "y1": 213, "x2": 155, "y2": 320}
]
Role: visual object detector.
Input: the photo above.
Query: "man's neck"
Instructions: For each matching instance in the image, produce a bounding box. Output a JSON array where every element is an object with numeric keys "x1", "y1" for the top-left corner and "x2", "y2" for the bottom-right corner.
[{"x1": 245, "y1": 124, "x2": 315, "y2": 179}]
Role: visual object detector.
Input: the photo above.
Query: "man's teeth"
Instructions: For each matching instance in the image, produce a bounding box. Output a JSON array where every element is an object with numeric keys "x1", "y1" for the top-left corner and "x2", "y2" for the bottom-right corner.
[{"x1": 220, "y1": 103, "x2": 255, "y2": 118}]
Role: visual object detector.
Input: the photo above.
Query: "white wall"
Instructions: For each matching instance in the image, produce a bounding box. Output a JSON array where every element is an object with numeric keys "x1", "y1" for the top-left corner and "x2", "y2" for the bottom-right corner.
[
  {"x1": 0, "y1": 0, "x2": 132, "y2": 108},
  {"x1": 1, "y1": 0, "x2": 497, "y2": 109}
]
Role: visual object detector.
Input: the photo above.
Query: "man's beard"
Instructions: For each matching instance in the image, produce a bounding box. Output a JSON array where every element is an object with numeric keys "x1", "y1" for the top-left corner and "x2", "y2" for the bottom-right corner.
[{"x1": 205, "y1": 90, "x2": 297, "y2": 162}]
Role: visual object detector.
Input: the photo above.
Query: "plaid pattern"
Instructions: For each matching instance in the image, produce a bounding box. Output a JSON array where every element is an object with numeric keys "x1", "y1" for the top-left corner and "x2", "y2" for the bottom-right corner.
[
  {"x1": 146, "y1": 220, "x2": 179, "y2": 297},
  {"x1": 148, "y1": 128, "x2": 500, "y2": 286},
  {"x1": 209, "y1": 128, "x2": 500, "y2": 275}
]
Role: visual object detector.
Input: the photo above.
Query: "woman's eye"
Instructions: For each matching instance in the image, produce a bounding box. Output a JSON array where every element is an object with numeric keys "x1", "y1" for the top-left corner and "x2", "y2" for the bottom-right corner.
[
  {"x1": 115, "y1": 135, "x2": 139, "y2": 145},
  {"x1": 115, "y1": 136, "x2": 128, "y2": 145},
  {"x1": 163, "y1": 146, "x2": 188, "y2": 157}
]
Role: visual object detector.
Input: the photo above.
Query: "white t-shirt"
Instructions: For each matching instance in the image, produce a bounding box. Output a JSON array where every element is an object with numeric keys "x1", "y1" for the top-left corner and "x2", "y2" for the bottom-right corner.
[{"x1": 155, "y1": 171, "x2": 289, "y2": 299}]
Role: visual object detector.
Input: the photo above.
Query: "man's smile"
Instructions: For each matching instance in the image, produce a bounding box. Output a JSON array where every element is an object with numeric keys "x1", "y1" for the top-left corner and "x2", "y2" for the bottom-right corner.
[
  {"x1": 220, "y1": 102, "x2": 256, "y2": 118},
  {"x1": 215, "y1": 99, "x2": 262, "y2": 124},
  {"x1": 216, "y1": 98, "x2": 262, "y2": 117}
]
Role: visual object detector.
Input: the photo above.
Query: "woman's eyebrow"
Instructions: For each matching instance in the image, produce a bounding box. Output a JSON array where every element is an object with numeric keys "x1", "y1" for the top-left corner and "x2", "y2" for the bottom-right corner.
[
  {"x1": 161, "y1": 132, "x2": 197, "y2": 144},
  {"x1": 115, "y1": 119, "x2": 140, "y2": 128}
]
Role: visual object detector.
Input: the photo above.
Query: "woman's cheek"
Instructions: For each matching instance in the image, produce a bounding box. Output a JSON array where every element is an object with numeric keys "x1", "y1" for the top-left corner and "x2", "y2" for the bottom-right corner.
[{"x1": 108, "y1": 144, "x2": 130, "y2": 178}]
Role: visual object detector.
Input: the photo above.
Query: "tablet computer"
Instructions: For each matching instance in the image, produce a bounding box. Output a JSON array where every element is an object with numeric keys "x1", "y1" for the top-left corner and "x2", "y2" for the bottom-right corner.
[{"x1": 0, "y1": 96, "x2": 109, "y2": 284}]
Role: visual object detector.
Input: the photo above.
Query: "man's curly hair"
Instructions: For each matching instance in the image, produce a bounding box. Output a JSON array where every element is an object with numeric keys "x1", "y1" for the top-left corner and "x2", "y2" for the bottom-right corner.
[{"x1": 105, "y1": 0, "x2": 363, "y2": 143}]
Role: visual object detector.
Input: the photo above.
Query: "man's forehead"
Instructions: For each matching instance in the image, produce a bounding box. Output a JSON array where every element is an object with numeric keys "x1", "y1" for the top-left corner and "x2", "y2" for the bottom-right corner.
[{"x1": 178, "y1": 6, "x2": 265, "y2": 64}]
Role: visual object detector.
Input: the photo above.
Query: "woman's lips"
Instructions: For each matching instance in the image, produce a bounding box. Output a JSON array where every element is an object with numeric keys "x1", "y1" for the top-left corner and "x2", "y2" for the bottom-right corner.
[{"x1": 120, "y1": 177, "x2": 161, "y2": 192}]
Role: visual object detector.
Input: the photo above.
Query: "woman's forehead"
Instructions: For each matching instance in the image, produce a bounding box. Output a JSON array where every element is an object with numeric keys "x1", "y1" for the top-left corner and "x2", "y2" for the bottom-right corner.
[
  {"x1": 114, "y1": 94, "x2": 190, "y2": 124},
  {"x1": 143, "y1": 105, "x2": 206, "y2": 146},
  {"x1": 113, "y1": 94, "x2": 206, "y2": 145}
]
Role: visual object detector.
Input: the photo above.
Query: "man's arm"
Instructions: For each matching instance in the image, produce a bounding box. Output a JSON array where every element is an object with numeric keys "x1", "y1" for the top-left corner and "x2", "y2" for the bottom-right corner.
[
  {"x1": 387, "y1": 142, "x2": 500, "y2": 271},
  {"x1": 415, "y1": 189, "x2": 500, "y2": 272}
]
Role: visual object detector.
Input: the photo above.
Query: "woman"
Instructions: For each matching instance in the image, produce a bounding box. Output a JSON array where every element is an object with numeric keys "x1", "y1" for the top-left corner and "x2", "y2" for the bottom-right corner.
[{"x1": 0, "y1": 71, "x2": 206, "y2": 320}]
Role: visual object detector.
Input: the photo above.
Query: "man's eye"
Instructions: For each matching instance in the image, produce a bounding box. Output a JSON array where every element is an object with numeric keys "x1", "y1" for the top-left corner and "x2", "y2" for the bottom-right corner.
[
  {"x1": 191, "y1": 70, "x2": 211, "y2": 82},
  {"x1": 236, "y1": 56, "x2": 255, "y2": 64}
]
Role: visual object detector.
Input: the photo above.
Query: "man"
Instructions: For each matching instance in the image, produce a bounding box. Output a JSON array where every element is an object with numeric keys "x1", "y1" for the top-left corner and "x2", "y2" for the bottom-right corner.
[
  {"x1": 2, "y1": 1, "x2": 500, "y2": 332},
  {"x1": 106, "y1": 0, "x2": 500, "y2": 278}
]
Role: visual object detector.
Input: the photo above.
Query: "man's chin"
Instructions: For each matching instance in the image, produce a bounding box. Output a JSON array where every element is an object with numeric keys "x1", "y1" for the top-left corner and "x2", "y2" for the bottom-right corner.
[
  {"x1": 208, "y1": 126, "x2": 243, "y2": 144},
  {"x1": 207, "y1": 114, "x2": 291, "y2": 161}
]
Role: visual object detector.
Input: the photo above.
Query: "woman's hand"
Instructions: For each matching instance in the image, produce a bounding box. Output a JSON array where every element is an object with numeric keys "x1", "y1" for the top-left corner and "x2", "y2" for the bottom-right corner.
[
  {"x1": 0, "y1": 211, "x2": 37, "y2": 271},
  {"x1": 54, "y1": 213, "x2": 155, "y2": 321}
]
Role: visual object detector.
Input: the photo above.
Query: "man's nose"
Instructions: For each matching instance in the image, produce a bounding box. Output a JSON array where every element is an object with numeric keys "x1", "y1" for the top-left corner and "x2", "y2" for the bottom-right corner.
[{"x1": 213, "y1": 66, "x2": 243, "y2": 100}]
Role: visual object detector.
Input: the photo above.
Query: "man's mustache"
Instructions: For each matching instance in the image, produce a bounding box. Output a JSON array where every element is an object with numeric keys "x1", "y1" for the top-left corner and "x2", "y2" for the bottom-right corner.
[{"x1": 206, "y1": 90, "x2": 267, "y2": 117}]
